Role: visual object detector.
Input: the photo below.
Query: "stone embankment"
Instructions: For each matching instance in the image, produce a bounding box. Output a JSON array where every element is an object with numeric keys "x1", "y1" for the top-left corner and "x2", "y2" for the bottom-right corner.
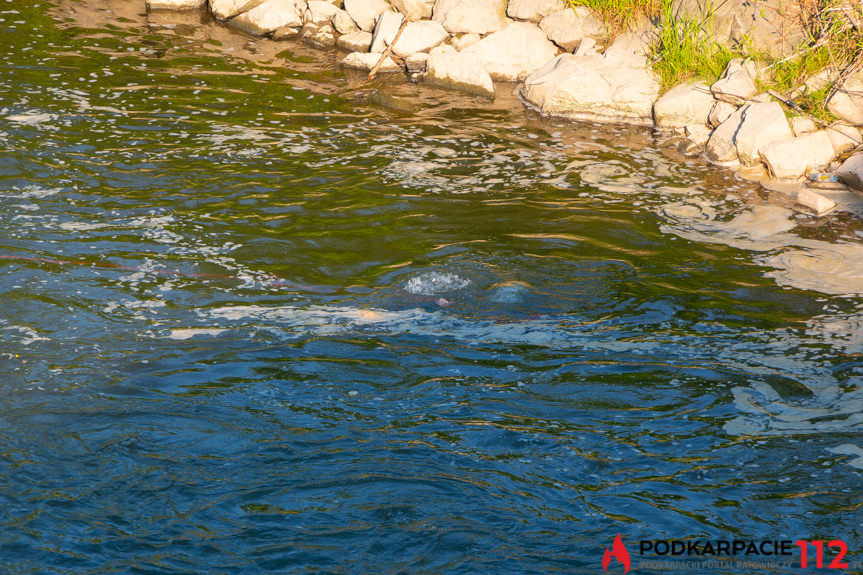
[{"x1": 147, "y1": 0, "x2": 863, "y2": 216}]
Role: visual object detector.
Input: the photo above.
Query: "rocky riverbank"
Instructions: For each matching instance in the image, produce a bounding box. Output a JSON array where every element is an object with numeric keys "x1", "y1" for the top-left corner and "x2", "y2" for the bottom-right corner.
[{"x1": 147, "y1": 0, "x2": 863, "y2": 217}]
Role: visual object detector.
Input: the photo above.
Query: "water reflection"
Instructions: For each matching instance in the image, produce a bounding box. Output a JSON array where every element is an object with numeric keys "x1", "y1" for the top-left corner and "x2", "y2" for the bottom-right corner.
[{"x1": 0, "y1": 1, "x2": 860, "y2": 573}]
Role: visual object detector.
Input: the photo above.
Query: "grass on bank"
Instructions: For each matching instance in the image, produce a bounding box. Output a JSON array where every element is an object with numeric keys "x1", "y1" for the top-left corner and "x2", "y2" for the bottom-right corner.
[
  {"x1": 565, "y1": 0, "x2": 740, "y2": 89},
  {"x1": 763, "y1": 0, "x2": 863, "y2": 121},
  {"x1": 566, "y1": 0, "x2": 661, "y2": 33},
  {"x1": 566, "y1": 0, "x2": 862, "y2": 119}
]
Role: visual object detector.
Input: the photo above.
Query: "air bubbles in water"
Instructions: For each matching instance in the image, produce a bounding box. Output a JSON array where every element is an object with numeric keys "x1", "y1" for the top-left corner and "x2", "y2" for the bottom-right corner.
[{"x1": 403, "y1": 271, "x2": 471, "y2": 296}]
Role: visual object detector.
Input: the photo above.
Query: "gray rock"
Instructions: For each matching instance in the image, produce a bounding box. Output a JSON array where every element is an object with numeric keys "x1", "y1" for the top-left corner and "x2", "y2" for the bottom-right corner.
[
  {"x1": 705, "y1": 104, "x2": 747, "y2": 165},
  {"x1": 304, "y1": 1, "x2": 340, "y2": 25},
  {"x1": 390, "y1": 0, "x2": 434, "y2": 20},
  {"x1": 652, "y1": 81, "x2": 715, "y2": 128},
  {"x1": 370, "y1": 10, "x2": 404, "y2": 52},
  {"x1": 685, "y1": 123, "x2": 711, "y2": 146},
  {"x1": 760, "y1": 131, "x2": 835, "y2": 180},
  {"x1": 520, "y1": 34, "x2": 659, "y2": 124},
  {"x1": 432, "y1": 0, "x2": 507, "y2": 35},
  {"x1": 789, "y1": 115, "x2": 817, "y2": 136},
  {"x1": 406, "y1": 51, "x2": 429, "y2": 73},
  {"x1": 804, "y1": 68, "x2": 836, "y2": 93},
  {"x1": 425, "y1": 44, "x2": 495, "y2": 98},
  {"x1": 507, "y1": 0, "x2": 566, "y2": 22},
  {"x1": 602, "y1": 31, "x2": 651, "y2": 63},
  {"x1": 273, "y1": 25, "x2": 300, "y2": 39},
  {"x1": 573, "y1": 36, "x2": 596, "y2": 56},
  {"x1": 711, "y1": 58, "x2": 757, "y2": 104},
  {"x1": 836, "y1": 152, "x2": 863, "y2": 191},
  {"x1": 538, "y1": 6, "x2": 604, "y2": 52},
  {"x1": 147, "y1": 0, "x2": 205, "y2": 9},
  {"x1": 827, "y1": 69, "x2": 863, "y2": 125},
  {"x1": 708, "y1": 100, "x2": 737, "y2": 128},
  {"x1": 826, "y1": 124, "x2": 862, "y2": 155},
  {"x1": 344, "y1": 0, "x2": 390, "y2": 32},
  {"x1": 734, "y1": 102, "x2": 792, "y2": 166},
  {"x1": 230, "y1": 0, "x2": 305, "y2": 34},
  {"x1": 301, "y1": 22, "x2": 336, "y2": 47},
  {"x1": 451, "y1": 32, "x2": 480, "y2": 50},
  {"x1": 679, "y1": 123, "x2": 711, "y2": 155},
  {"x1": 341, "y1": 51, "x2": 402, "y2": 72},
  {"x1": 337, "y1": 30, "x2": 373, "y2": 51},
  {"x1": 332, "y1": 9, "x2": 359, "y2": 34},
  {"x1": 795, "y1": 188, "x2": 836, "y2": 216},
  {"x1": 462, "y1": 21, "x2": 559, "y2": 82}
]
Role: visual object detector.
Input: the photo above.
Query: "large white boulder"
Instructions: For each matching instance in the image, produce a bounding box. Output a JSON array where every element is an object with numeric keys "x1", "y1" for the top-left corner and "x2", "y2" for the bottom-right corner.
[
  {"x1": 733, "y1": 102, "x2": 792, "y2": 166},
  {"x1": 711, "y1": 58, "x2": 757, "y2": 104},
  {"x1": 230, "y1": 0, "x2": 304, "y2": 34},
  {"x1": 539, "y1": 7, "x2": 603, "y2": 52},
  {"x1": 507, "y1": 0, "x2": 566, "y2": 22},
  {"x1": 760, "y1": 131, "x2": 835, "y2": 179},
  {"x1": 391, "y1": 20, "x2": 449, "y2": 56},
  {"x1": 432, "y1": 0, "x2": 507, "y2": 35},
  {"x1": 705, "y1": 105, "x2": 747, "y2": 165},
  {"x1": 425, "y1": 44, "x2": 495, "y2": 98},
  {"x1": 652, "y1": 81, "x2": 715, "y2": 128},
  {"x1": 304, "y1": 0, "x2": 340, "y2": 24},
  {"x1": 209, "y1": 0, "x2": 265, "y2": 19},
  {"x1": 836, "y1": 152, "x2": 863, "y2": 191},
  {"x1": 370, "y1": 10, "x2": 404, "y2": 52},
  {"x1": 390, "y1": 0, "x2": 434, "y2": 20},
  {"x1": 462, "y1": 21, "x2": 559, "y2": 82},
  {"x1": 827, "y1": 69, "x2": 863, "y2": 124},
  {"x1": 148, "y1": 0, "x2": 205, "y2": 9},
  {"x1": 341, "y1": 51, "x2": 402, "y2": 72},
  {"x1": 344, "y1": 0, "x2": 390, "y2": 31},
  {"x1": 520, "y1": 34, "x2": 659, "y2": 124}
]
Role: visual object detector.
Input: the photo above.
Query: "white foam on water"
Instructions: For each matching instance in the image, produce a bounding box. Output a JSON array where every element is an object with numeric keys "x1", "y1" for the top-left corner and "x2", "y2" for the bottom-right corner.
[
  {"x1": 2, "y1": 325, "x2": 49, "y2": 345},
  {"x1": 404, "y1": 271, "x2": 471, "y2": 295},
  {"x1": 58, "y1": 221, "x2": 112, "y2": 231},
  {"x1": 1, "y1": 185, "x2": 62, "y2": 199},
  {"x1": 187, "y1": 303, "x2": 670, "y2": 352},
  {"x1": 165, "y1": 328, "x2": 228, "y2": 340},
  {"x1": 6, "y1": 111, "x2": 55, "y2": 127}
]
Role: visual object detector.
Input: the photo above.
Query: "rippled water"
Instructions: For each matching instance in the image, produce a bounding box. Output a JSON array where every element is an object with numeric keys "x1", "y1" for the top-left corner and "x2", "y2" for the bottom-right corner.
[{"x1": 1, "y1": 1, "x2": 861, "y2": 573}]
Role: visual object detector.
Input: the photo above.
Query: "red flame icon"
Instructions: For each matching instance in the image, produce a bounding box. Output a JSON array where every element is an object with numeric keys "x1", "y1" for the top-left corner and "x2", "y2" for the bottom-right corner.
[{"x1": 603, "y1": 534, "x2": 631, "y2": 573}]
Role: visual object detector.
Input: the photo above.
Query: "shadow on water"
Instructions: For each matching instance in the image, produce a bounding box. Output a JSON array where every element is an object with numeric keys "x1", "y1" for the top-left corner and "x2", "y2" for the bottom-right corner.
[{"x1": 0, "y1": 0, "x2": 860, "y2": 573}]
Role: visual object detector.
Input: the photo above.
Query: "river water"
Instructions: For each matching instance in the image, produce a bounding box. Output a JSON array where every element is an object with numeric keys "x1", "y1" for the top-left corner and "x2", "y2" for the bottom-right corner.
[{"x1": 1, "y1": 1, "x2": 861, "y2": 573}]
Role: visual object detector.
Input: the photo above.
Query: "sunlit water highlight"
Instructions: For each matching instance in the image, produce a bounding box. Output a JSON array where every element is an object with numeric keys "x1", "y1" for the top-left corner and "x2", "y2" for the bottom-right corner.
[{"x1": 0, "y1": 1, "x2": 861, "y2": 573}]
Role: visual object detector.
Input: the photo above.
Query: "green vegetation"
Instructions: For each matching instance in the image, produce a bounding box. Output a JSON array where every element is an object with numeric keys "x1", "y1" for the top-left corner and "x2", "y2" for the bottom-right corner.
[
  {"x1": 650, "y1": 1, "x2": 737, "y2": 90},
  {"x1": 567, "y1": 0, "x2": 862, "y2": 117},
  {"x1": 565, "y1": 0, "x2": 661, "y2": 32},
  {"x1": 760, "y1": 0, "x2": 863, "y2": 121},
  {"x1": 565, "y1": 0, "x2": 737, "y2": 89}
]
